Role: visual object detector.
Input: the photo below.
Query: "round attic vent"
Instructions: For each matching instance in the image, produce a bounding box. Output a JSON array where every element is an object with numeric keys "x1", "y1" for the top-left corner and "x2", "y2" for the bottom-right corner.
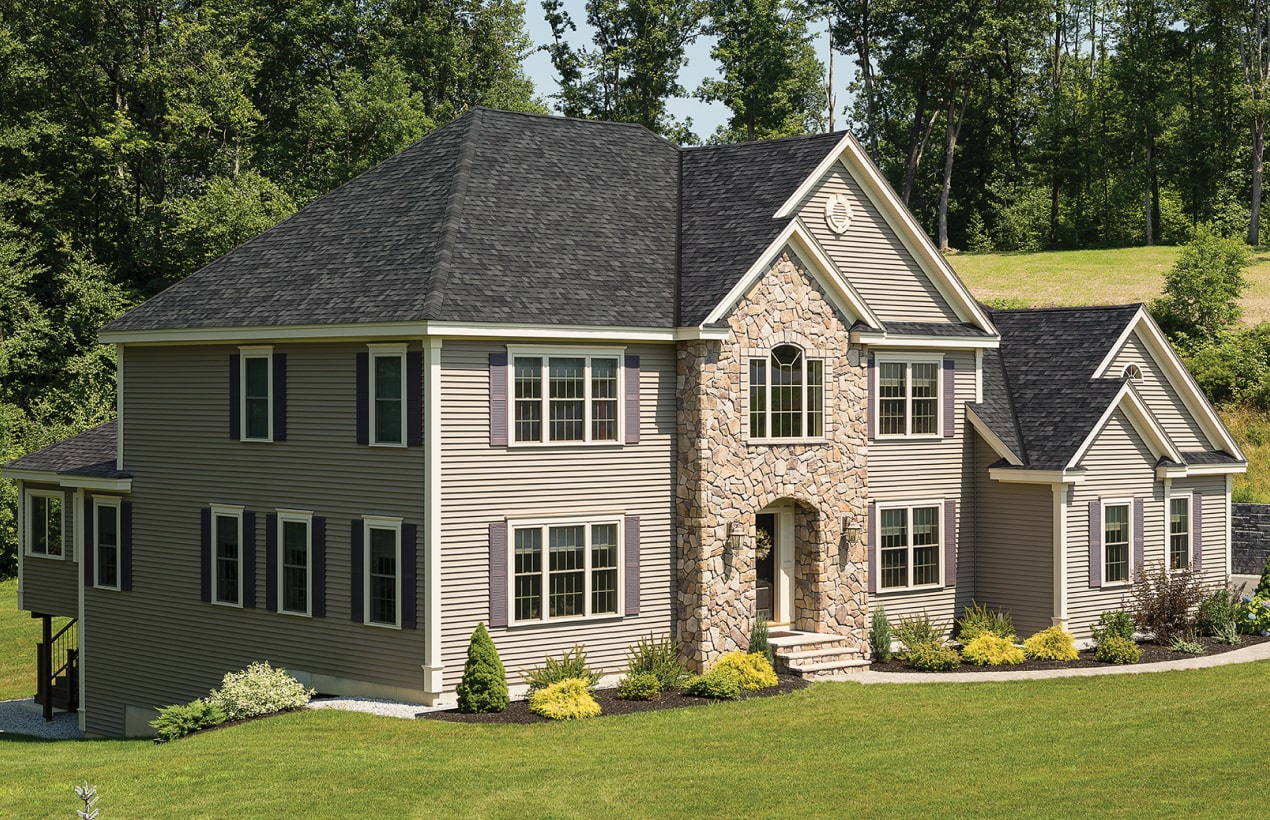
[
  {"x1": 824, "y1": 193, "x2": 853, "y2": 235},
  {"x1": 1122, "y1": 363, "x2": 1143, "y2": 382}
]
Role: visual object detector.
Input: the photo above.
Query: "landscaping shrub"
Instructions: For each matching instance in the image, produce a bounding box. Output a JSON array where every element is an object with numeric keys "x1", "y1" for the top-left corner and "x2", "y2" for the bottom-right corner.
[
  {"x1": 615, "y1": 672, "x2": 662, "y2": 701},
  {"x1": 893, "y1": 612, "x2": 947, "y2": 653},
  {"x1": 1237, "y1": 594, "x2": 1270, "y2": 635},
  {"x1": 869, "y1": 605, "x2": 893, "y2": 662},
  {"x1": 1022, "y1": 626, "x2": 1079, "y2": 661},
  {"x1": 1168, "y1": 633, "x2": 1205, "y2": 655},
  {"x1": 961, "y1": 633, "x2": 1025, "y2": 666},
  {"x1": 455, "y1": 622, "x2": 508, "y2": 713},
  {"x1": 1197, "y1": 588, "x2": 1241, "y2": 639},
  {"x1": 748, "y1": 616, "x2": 775, "y2": 666},
  {"x1": 622, "y1": 634, "x2": 686, "y2": 691},
  {"x1": 714, "y1": 650, "x2": 778, "y2": 690},
  {"x1": 528, "y1": 678, "x2": 601, "y2": 720},
  {"x1": 1150, "y1": 226, "x2": 1250, "y2": 349},
  {"x1": 1094, "y1": 636, "x2": 1142, "y2": 664},
  {"x1": 206, "y1": 661, "x2": 314, "y2": 721},
  {"x1": 955, "y1": 602, "x2": 1015, "y2": 643},
  {"x1": 522, "y1": 644, "x2": 603, "y2": 694},
  {"x1": 1092, "y1": 610, "x2": 1135, "y2": 645},
  {"x1": 682, "y1": 668, "x2": 742, "y2": 700},
  {"x1": 1257, "y1": 554, "x2": 1270, "y2": 598},
  {"x1": 1129, "y1": 562, "x2": 1207, "y2": 644},
  {"x1": 907, "y1": 643, "x2": 960, "y2": 671},
  {"x1": 150, "y1": 699, "x2": 226, "y2": 742}
]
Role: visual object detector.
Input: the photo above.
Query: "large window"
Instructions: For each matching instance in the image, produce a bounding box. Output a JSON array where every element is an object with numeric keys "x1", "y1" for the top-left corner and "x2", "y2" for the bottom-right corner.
[
  {"x1": 369, "y1": 346, "x2": 406, "y2": 446},
  {"x1": 25, "y1": 490, "x2": 63, "y2": 557},
  {"x1": 213, "y1": 507, "x2": 243, "y2": 606},
  {"x1": 1169, "y1": 496, "x2": 1190, "y2": 571},
  {"x1": 240, "y1": 347, "x2": 272, "y2": 441},
  {"x1": 365, "y1": 520, "x2": 401, "y2": 627},
  {"x1": 878, "y1": 504, "x2": 941, "y2": 590},
  {"x1": 511, "y1": 518, "x2": 621, "y2": 623},
  {"x1": 877, "y1": 358, "x2": 941, "y2": 437},
  {"x1": 749, "y1": 345, "x2": 824, "y2": 439},
  {"x1": 511, "y1": 349, "x2": 622, "y2": 444},
  {"x1": 1104, "y1": 503, "x2": 1131, "y2": 584},
  {"x1": 278, "y1": 512, "x2": 312, "y2": 616},
  {"x1": 95, "y1": 499, "x2": 121, "y2": 590}
]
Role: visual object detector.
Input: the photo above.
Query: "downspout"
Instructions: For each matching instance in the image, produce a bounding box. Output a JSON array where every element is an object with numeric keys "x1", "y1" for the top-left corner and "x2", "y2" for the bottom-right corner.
[{"x1": 422, "y1": 337, "x2": 444, "y2": 701}]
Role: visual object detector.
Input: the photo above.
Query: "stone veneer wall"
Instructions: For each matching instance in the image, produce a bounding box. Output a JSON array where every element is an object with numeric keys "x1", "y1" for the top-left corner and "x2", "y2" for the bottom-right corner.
[
  {"x1": 1233, "y1": 503, "x2": 1270, "y2": 575},
  {"x1": 676, "y1": 250, "x2": 870, "y2": 670}
]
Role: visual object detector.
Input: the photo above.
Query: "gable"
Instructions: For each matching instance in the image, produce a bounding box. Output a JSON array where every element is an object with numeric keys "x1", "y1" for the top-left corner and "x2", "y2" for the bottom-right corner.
[
  {"x1": 1106, "y1": 330, "x2": 1209, "y2": 451},
  {"x1": 798, "y1": 161, "x2": 962, "y2": 325},
  {"x1": 1076, "y1": 408, "x2": 1158, "y2": 485}
]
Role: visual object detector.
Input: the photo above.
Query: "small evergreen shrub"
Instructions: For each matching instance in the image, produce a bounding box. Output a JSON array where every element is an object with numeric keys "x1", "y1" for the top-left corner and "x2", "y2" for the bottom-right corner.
[
  {"x1": 522, "y1": 644, "x2": 603, "y2": 694},
  {"x1": 682, "y1": 668, "x2": 742, "y2": 700},
  {"x1": 616, "y1": 672, "x2": 663, "y2": 701},
  {"x1": 955, "y1": 602, "x2": 1015, "y2": 643},
  {"x1": 1094, "y1": 635, "x2": 1142, "y2": 664},
  {"x1": 1129, "y1": 562, "x2": 1207, "y2": 644},
  {"x1": 1023, "y1": 626, "x2": 1079, "y2": 661},
  {"x1": 622, "y1": 634, "x2": 686, "y2": 690},
  {"x1": 1197, "y1": 588, "x2": 1241, "y2": 638},
  {"x1": 713, "y1": 650, "x2": 778, "y2": 690},
  {"x1": 961, "y1": 633, "x2": 1025, "y2": 666},
  {"x1": 528, "y1": 678, "x2": 601, "y2": 720},
  {"x1": 893, "y1": 612, "x2": 947, "y2": 653},
  {"x1": 1092, "y1": 610, "x2": 1135, "y2": 645},
  {"x1": 1168, "y1": 634, "x2": 1205, "y2": 655},
  {"x1": 150, "y1": 699, "x2": 226, "y2": 741},
  {"x1": 1257, "y1": 554, "x2": 1270, "y2": 598},
  {"x1": 456, "y1": 622, "x2": 509, "y2": 713},
  {"x1": 907, "y1": 643, "x2": 960, "y2": 671},
  {"x1": 869, "y1": 605, "x2": 893, "y2": 662},
  {"x1": 748, "y1": 616, "x2": 775, "y2": 666},
  {"x1": 206, "y1": 661, "x2": 314, "y2": 721}
]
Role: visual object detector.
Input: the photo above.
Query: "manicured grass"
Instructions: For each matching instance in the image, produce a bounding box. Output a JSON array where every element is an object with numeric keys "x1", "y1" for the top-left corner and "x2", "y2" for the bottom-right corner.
[
  {"x1": 2, "y1": 663, "x2": 1269, "y2": 816},
  {"x1": 952, "y1": 246, "x2": 1270, "y2": 325},
  {"x1": 0, "y1": 578, "x2": 38, "y2": 701},
  {"x1": 1220, "y1": 406, "x2": 1270, "y2": 503}
]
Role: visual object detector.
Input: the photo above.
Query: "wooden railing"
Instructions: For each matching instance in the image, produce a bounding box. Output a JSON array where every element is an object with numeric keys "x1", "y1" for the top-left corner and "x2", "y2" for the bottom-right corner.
[{"x1": 36, "y1": 616, "x2": 78, "y2": 722}]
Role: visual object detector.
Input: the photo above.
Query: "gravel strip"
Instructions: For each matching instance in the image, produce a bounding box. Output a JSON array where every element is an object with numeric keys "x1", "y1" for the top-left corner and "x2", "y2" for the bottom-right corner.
[
  {"x1": 0, "y1": 699, "x2": 83, "y2": 740},
  {"x1": 306, "y1": 696, "x2": 430, "y2": 719}
]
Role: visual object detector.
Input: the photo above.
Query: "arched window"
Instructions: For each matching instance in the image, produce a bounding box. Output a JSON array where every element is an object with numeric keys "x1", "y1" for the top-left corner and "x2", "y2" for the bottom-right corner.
[
  {"x1": 749, "y1": 345, "x2": 824, "y2": 439},
  {"x1": 1122, "y1": 364, "x2": 1143, "y2": 383}
]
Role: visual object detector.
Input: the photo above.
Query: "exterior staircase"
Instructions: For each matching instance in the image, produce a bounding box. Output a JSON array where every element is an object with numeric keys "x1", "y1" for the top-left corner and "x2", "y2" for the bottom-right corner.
[{"x1": 769, "y1": 630, "x2": 869, "y2": 680}]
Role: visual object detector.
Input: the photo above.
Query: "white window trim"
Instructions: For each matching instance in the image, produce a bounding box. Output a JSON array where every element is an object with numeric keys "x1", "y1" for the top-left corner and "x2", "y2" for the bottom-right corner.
[
  {"x1": 239, "y1": 345, "x2": 273, "y2": 442},
  {"x1": 1101, "y1": 498, "x2": 1134, "y2": 587},
  {"x1": 1121, "y1": 363, "x2": 1143, "y2": 382},
  {"x1": 276, "y1": 509, "x2": 314, "y2": 617},
  {"x1": 210, "y1": 504, "x2": 245, "y2": 608},
  {"x1": 747, "y1": 345, "x2": 827, "y2": 444},
  {"x1": 1167, "y1": 492, "x2": 1193, "y2": 572},
  {"x1": 875, "y1": 499, "x2": 944, "y2": 592},
  {"x1": 364, "y1": 516, "x2": 403, "y2": 629},
  {"x1": 506, "y1": 514, "x2": 625, "y2": 626},
  {"x1": 874, "y1": 353, "x2": 945, "y2": 439},
  {"x1": 368, "y1": 343, "x2": 408, "y2": 448},
  {"x1": 506, "y1": 345, "x2": 626, "y2": 447},
  {"x1": 24, "y1": 489, "x2": 65, "y2": 559},
  {"x1": 93, "y1": 496, "x2": 122, "y2": 591}
]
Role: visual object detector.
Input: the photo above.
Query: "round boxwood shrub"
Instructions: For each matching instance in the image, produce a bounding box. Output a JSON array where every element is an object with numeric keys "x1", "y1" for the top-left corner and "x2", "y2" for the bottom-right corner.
[
  {"x1": 682, "y1": 668, "x2": 742, "y2": 700},
  {"x1": 907, "y1": 642, "x2": 960, "y2": 671},
  {"x1": 456, "y1": 622, "x2": 509, "y2": 713},
  {"x1": 1094, "y1": 635, "x2": 1142, "y2": 665},
  {"x1": 713, "y1": 650, "x2": 778, "y2": 690},
  {"x1": 616, "y1": 672, "x2": 663, "y2": 701},
  {"x1": 961, "y1": 633, "x2": 1025, "y2": 666},
  {"x1": 528, "y1": 678, "x2": 601, "y2": 720},
  {"x1": 1023, "y1": 626, "x2": 1079, "y2": 661}
]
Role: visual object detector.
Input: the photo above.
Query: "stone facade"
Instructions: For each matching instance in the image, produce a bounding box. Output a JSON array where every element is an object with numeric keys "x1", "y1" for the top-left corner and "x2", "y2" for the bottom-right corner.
[{"x1": 676, "y1": 249, "x2": 870, "y2": 670}]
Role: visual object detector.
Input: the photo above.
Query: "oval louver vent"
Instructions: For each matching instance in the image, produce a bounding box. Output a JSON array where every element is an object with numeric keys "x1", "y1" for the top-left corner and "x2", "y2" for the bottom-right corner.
[{"x1": 824, "y1": 193, "x2": 853, "y2": 235}]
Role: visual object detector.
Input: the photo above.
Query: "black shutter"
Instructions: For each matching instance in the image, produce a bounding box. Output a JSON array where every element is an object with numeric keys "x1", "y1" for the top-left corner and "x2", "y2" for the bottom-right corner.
[
  {"x1": 356, "y1": 352, "x2": 369, "y2": 445},
  {"x1": 120, "y1": 502, "x2": 133, "y2": 591},
  {"x1": 243, "y1": 511, "x2": 256, "y2": 608},
  {"x1": 489, "y1": 522, "x2": 508, "y2": 627},
  {"x1": 866, "y1": 356, "x2": 876, "y2": 440},
  {"x1": 272, "y1": 353, "x2": 287, "y2": 441},
  {"x1": 312, "y1": 517, "x2": 326, "y2": 618},
  {"x1": 351, "y1": 521, "x2": 364, "y2": 622},
  {"x1": 401, "y1": 523, "x2": 418, "y2": 629},
  {"x1": 200, "y1": 507, "x2": 212, "y2": 602},
  {"x1": 83, "y1": 497, "x2": 95, "y2": 587},
  {"x1": 407, "y1": 350, "x2": 423, "y2": 447},
  {"x1": 229, "y1": 354, "x2": 241, "y2": 440},
  {"x1": 265, "y1": 513, "x2": 278, "y2": 612}
]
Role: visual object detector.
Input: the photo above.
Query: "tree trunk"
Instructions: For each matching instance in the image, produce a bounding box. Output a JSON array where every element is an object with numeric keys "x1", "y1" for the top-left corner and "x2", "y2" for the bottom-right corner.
[
  {"x1": 1144, "y1": 138, "x2": 1154, "y2": 246},
  {"x1": 937, "y1": 93, "x2": 969, "y2": 252},
  {"x1": 1251, "y1": 118, "x2": 1265, "y2": 246},
  {"x1": 902, "y1": 104, "x2": 940, "y2": 205}
]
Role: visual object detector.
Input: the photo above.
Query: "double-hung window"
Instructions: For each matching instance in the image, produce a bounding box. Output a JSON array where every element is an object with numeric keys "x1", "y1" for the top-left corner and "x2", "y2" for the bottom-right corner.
[
  {"x1": 364, "y1": 518, "x2": 401, "y2": 627},
  {"x1": 278, "y1": 511, "x2": 312, "y2": 616},
  {"x1": 511, "y1": 518, "x2": 621, "y2": 623},
  {"x1": 212, "y1": 506, "x2": 244, "y2": 606},
  {"x1": 369, "y1": 345, "x2": 406, "y2": 446},
  {"x1": 1103, "y1": 502, "x2": 1131, "y2": 584},
  {"x1": 878, "y1": 503, "x2": 941, "y2": 590},
  {"x1": 25, "y1": 490, "x2": 63, "y2": 557},
  {"x1": 94, "y1": 498, "x2": 121, "y2": 590},
  {"x1": 876, "y1": 356, "x2": 941, "y2": 437},
  {"x1": 240, "y1": 347, "x2": 273, "y2": 441},
  {"x1": 1169, "y1": 496, "x2": 1190, "y2": 571},
  {"x1": 510, "y1": 348, "x2": 622, "y2": 444},
  {"x1": 749, "y1": 345, "x2": 824, "y2": 439}
]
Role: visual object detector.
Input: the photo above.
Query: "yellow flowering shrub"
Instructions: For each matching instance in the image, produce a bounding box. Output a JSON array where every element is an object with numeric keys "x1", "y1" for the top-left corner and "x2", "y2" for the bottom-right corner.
[
  {"x1": 713, "y1": 650, "x2": 779, "y2": 690},
  {"x1": 528, "y1": 678, "x2": 601, "y2": 720},
  {"x1": 961, "y1": 633, "x2": 1025, "y2": 666},
  {"x1": 1023, "y1": 626, "x2": 1079, "y2": 661}
]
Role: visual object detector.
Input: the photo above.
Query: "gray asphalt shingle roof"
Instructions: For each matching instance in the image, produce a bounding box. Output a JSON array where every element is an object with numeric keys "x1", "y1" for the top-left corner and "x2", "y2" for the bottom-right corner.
[{"x1": 4, "y1": 421, "x2": 126, "y2": 478}]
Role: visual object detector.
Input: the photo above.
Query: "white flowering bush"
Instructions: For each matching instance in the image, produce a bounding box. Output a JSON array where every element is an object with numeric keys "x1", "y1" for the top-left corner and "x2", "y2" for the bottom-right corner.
[{"x1": 207, "y1": 661, "x2": 315, "y2": 721}]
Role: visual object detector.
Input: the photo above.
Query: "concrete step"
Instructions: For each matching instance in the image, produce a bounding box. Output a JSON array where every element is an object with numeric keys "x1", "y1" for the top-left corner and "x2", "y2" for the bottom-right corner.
[
  {"x1": 778, "y1": 646, "x2": 864, "y2": 663},
  {"x1": 768, "y1": 632, "x2": 853, "y2": 649},
  {"x1": 784, "y1": 659, "x2": 871, "y2": 679}
]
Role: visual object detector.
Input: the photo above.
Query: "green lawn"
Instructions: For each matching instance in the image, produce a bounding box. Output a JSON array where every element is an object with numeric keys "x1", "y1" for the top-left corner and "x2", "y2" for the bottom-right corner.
[{"x1": 0, "y1": 579, "x2": 38, "y2": 701}]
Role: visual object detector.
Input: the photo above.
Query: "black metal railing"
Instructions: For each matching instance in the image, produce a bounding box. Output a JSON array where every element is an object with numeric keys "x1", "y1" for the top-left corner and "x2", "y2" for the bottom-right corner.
[{"x1": 36, "y1": 617, "x2": 78, "y2": 721}]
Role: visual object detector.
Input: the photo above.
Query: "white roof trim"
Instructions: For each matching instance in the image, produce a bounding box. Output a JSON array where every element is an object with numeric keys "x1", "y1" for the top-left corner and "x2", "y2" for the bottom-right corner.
[
  {"x1": 989, "y1": 467, "x2": 1086, "y2": 484},
  {"x1": 0, "y1": 467, "x2": 132, "y2": 492},
  {"x1": 1066, "y1": 383, "x2": 1182, "y2": 469},
  {"x1": 966, "y1": 405, "x2": 1023, "y2": 465},
  {"x1": 700, "y1": 220, "x2": 883, "y2": 328},
  {"x1": 1091, "y1": 307, "x2": 1243, "y2": 459},
  {"x1": 772, "y1": 132, "x2": 995, "y2": 333},
  {"x1": 851, "y1": 330, "x2": 1000, "y2": 349}
]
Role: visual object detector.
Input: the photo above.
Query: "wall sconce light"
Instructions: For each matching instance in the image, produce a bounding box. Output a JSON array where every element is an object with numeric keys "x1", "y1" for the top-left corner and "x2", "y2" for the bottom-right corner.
[
  {"x1": 726, "y1": 521, "x2": 744, "y2": 552},
  {"x1": 842, "y1": 515, "x2": 863, "y2": 547}
]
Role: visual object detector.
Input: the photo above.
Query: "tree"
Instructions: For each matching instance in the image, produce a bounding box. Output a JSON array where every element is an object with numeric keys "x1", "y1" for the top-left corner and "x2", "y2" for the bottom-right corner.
[
  {"x1": 1150, "y1": 226, "x2": 1251, "y2": 347},
  {"x1": 1234, "y1": 0, "x2": 1270, "y2": 245},
  {"x1": 828, "y1": 0, "x2": 882, "y2": 158},
  {"x1": 456, "y1": 623, "x2": 509, "y2": 713}
]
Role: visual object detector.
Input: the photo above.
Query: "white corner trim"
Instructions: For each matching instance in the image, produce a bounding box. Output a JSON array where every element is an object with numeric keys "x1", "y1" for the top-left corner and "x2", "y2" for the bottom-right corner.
[
  {"x1": 965, "y1": 405, "x2": 1023, "y2": 465},
  {"x1": 975, "y1": 348, "x2": 984, "y2": 404},
  {"x1": 1066, "y1": 383, "x2": 1181, "y2": 469},
  {"x1": 116, "y1": 345, "x2": 124, "y2": 472},
  {"x1": 424, "y1": 337, "x2": 443, "y2": 694},
  {"x1": 774, "y1": 132, "x2": 857, "y2": 220},
  {"x1": 1051, "y1": 483, "x2": 1069, "y2": 627}
]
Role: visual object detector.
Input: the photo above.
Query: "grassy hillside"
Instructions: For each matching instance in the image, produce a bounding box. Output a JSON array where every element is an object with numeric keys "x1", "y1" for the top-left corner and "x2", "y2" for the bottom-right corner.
[{"x1": 0, "y1": 578, "x2": 37, "y2": 701}]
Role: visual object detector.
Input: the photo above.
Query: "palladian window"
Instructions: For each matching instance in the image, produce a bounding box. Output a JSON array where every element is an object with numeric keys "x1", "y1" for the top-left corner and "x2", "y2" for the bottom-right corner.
[{"x1": 749, "y1": 345, "x2": 824, "y2": 439}]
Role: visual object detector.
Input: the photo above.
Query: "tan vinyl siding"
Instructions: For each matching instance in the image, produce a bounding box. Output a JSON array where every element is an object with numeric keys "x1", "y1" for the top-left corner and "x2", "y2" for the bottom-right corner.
[
  {"x1": 20, "y1": 483, "x2": 78, "y2": 617},
  {"x1": 972, "y1": 435, "x2": 1054, "y2": 637},
  {"x1": 1108, "y1": 332, "x2": 1209, "y2": 451},
  {"x1": 800, "y1": 161, "x2": 962, "y2": 324},
  {"x1": 1170, "y1": 476, "x2": 1229, "y2": 584},
  {"x1": 1065, "y1": 410, "x2": 1162, "y2": 640},
  {"x1": 86, "y1": 342, "x2": 427, "y2": 736},
  {"x1": 439, "y1": 341, "x2": 675, "y2": 689},
  {"x1": 866, "y1": 350, "x2": 975, "y2": 629}
]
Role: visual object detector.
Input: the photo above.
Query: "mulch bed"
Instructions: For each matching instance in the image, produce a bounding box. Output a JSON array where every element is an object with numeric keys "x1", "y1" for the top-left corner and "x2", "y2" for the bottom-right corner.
[
  {"x1": 421, "y1": 674, "x2": 811, "y2": 724},
  {"x1": 869, "y1": 633, "x2": 1270, "y2": 674}
]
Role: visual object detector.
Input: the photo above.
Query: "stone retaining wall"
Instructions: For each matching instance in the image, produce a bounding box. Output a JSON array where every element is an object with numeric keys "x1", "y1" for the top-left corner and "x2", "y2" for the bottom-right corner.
[{"x1": 1233, "y1": 503, "x2": 1270, "y2": 576}]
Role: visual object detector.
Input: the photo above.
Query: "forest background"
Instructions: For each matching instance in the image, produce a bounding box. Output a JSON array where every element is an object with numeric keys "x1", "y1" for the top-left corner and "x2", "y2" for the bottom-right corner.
[{"x1": 3, "y1": 0, "x2": 1270, "y2": 574}]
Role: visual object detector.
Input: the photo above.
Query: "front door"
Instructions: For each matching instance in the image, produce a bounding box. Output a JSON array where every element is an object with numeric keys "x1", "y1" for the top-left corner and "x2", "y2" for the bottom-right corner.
[{"x1": 755, "y1": 513, "x2": 776, "y2": 622}]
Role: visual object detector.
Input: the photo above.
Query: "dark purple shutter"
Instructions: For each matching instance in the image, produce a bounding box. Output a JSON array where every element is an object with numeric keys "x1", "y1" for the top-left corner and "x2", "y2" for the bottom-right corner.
[
  {"x1": 1131, "y1": 498, "x2": 1144, "y2": 583},
  {"x1": 1192, "y1": 494, "x2": 1204, "y2": 573},
  {"x1": 265, "y1": 513, "x2": 278, "y2": 612},
  {"x1": 489, "y1": 352, "x2": 508, "y2": 447},
  {"x1": 943, "y1": 358, "x2": 955, "y2": 437},
  {"x1": 83, "y1": 497, "x2": 95, "y2": 587},
  {"x1": 625, "y1": 515, "x2": 641, "y2": 616},
  {"x1": 1088, "y1": 500, "x2": 1102, "y2": 588},
  {"x1": 866, "y1": 356, "x2": 876, "y2": 440},
  {"x1": 200, "y1": 507, "x2": 212, "y2": 603},
  {"x1": 272, "y1": 353, "x2": 287, "y2": 442},
  {"x1": 351, "y1": 521, "x2": 364, "y2": 622},
  {"x1": 312, "y1": 517, "x2": 326, "y2": 617},
  {"x1": 229, "y1": 354, "x2": 241, "y2": 440},
  {"x1": 356, "y1": 353, "x2": 369, "y2": 445},
  {"x1": 120, "y1": 501, "x2": 133, "y2": 591},
  {"x1": 624, "y1": 355, "x2": 641, "y2": 444},
  {"x1": 943, "y1": 499, "x2": 956, "y2": 587},
  {"x1": 243, "y1": 511, "x2": 256, "y2": 608},
  {"x1": 489, "y1": 521, "x2": 508, "y2": 627},
  {"x1": 402, "y1": 523, "x2": 418, "y2": 629},
  {"x1": 867, "y1": 502, "x2": 878, "y2": 594},
  {"x1": 407, "y1": 350, "x2": 424, "y2": 448}
]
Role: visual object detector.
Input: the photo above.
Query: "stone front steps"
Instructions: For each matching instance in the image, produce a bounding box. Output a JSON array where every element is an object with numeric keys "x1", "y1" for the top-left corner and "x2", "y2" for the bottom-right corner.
[{"x1": 768, "y1": 630, "x2": 869, "y2": 680}]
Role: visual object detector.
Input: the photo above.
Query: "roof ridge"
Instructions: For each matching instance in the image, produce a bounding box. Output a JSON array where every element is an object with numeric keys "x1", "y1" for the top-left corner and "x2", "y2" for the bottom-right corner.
[
  {"x1": 469, "y1": 105, "x2": 682, "y2": 148},
  {"x1": 991, "y1": 348, "x2": 1029, "y2": 465},
  {"x1": 680, "y1": 129, "x2": 846, "y2": 155},
  {"x1": 424, "y1": 108, "x2": 481, "y2": 319},
  {"x1": 991, "y1": 303, "x2": 1144, "y2": 315}
]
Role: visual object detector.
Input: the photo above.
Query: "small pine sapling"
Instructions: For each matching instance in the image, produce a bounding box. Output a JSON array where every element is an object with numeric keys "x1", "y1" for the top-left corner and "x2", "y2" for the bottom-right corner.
[
  {"x1": 869, "y1": 605, "x2": 893, "y2": 662},
  {"x1": 749, "y1": 616, "x2": 775, "y2": 666},
  {"x1": 456, "y1": 622, "x2": 509, "y2": 713}
]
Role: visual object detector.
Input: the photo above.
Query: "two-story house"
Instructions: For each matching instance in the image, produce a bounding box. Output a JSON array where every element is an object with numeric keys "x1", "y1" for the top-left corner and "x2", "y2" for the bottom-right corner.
[{"x1": 4, "y1": 108, "x2": 1245, "y2": 737}]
